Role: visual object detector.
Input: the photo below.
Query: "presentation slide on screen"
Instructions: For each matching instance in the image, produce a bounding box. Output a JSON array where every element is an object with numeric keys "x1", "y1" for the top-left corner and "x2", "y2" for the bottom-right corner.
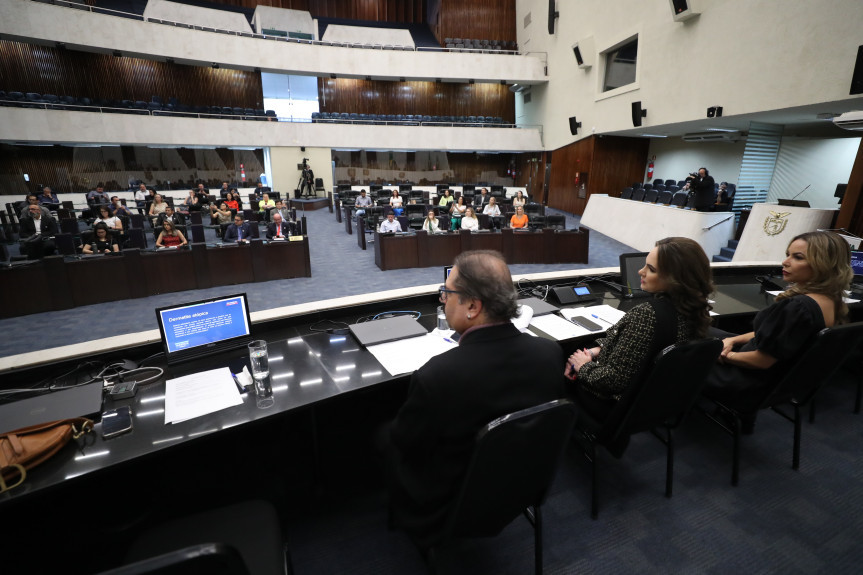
[
  {"x1": 160, "y1": 297, "x2": 250, "y2": 354},
  {"x1": 852, "y1": 251, "x2": 863, "y2": 276}
]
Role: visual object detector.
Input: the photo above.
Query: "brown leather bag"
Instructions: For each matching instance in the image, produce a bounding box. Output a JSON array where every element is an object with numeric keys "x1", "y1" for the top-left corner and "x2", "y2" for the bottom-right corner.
[{"x1": 0, "y1": 417, "x2": 94, "y2": 493}]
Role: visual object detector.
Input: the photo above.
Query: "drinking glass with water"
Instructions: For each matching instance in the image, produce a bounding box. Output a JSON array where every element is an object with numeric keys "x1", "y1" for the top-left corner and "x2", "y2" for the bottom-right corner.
[{"x1": 248, "y1": 340, "x2": 269, "y2": 380}]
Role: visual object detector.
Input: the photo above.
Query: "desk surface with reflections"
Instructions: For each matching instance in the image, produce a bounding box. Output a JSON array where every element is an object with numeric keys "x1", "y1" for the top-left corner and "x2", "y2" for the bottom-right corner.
[{"x1": 3, "y1": 263, "x2": 853, "y2": 506}]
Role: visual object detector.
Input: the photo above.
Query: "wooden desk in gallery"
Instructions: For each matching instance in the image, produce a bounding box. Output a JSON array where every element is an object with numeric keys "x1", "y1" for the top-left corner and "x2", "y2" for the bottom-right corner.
[
  {"x1": 580, "y1": 194, "x2": 734, "y2": 257},
  {"x1": 0, "y1": 239, "x2": 312, "y2": 319},
  {"x1": 374, "y1": 228, "x2": 590, "y2": 270}
]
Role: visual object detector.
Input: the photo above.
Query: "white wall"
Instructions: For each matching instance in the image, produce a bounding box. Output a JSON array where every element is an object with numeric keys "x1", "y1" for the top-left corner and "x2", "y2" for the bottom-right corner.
[
  {"x1": 517, "y1": 0, "x2": 863, "y2": 151},
  {"x1": 770, "y1": 137, "x2": 861, "y2": 209},
  {"x1": 144, "y1": 0, "x2": 252, "y2": 33},
  {"x1": 645, "y1": 138, "x2": 745, "y2": 185}
]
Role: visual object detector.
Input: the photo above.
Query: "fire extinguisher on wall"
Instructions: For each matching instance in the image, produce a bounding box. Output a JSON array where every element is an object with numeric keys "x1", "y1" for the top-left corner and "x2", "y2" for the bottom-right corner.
[
  {"x1": 240, "y1": 163, "x2": 246, "y2": 182},
  {"x1": 646, "y1": 156, "x2": 655, "y2": 181},
  {"x1": 574, "y1": 172, "x2": 580, "y2": 186}
]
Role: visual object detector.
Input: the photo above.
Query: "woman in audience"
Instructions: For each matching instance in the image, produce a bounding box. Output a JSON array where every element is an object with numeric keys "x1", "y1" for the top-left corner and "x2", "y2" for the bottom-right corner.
[
  {"x1": 225, "y1": 190, "x2": 240, "y2": 211},
  {"x1": 449, "y1": 195, "x2": 467, "y2": 231},
  {"x1": 483, "y1": 196, "x2": 502, "y2": 229},
  {"x1": 460, "y1": 206, "x2": 479, "y2": 231},
  {"x1": 513, "y1": 190, "x2": 527, "y2": 208},
  {"x1": 564, "y1": 237, "x2": 714, "y2": 451},
  {"x1": 156, "y1": 219, "x2": 188, "y2": 248},
  {"x1": 210, "y1": 202, "x2": 233, "y2": 238},
  {"x1": 94, "y1": 205, "x2": 122, "y2": 231},
  {"x1": 83, "y1": 222, "x2": 119, "y2": 254},
  {"x1": 148, "y1": 194, "x2": 167, "y2": 225},
  {"x1": 389, "y1": 189, "x2": 404, "y2": 216},
  {"x1": 422, "y1": 209, "x2": 440, "y2": 232},
  {"x1": 181, "y1": 189, "x2": 202, "y2": 214},
  {"x1": 702, "y1": 231, "x2": 852, "y2": 431},
  {"x1": 437, "y1": 189, "x2": 453, "y2": 208},
  {"x1": 509, "y1": 205, "x2": 529, "y2": 229}
]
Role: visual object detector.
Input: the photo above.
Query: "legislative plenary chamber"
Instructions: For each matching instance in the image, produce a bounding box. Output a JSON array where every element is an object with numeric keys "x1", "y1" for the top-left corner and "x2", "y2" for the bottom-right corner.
[{"x1": 2, "y1": 0, "x2": 863, "y2": 573}]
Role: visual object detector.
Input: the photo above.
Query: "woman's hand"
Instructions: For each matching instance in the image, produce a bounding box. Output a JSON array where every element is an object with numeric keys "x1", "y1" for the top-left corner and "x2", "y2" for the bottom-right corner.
[
  {"x1": 564, "y1": 349, "x2": 594, "y2": 379},
  {"x1": 719, "y1": 337, "x2": 736, "y2": 359}
]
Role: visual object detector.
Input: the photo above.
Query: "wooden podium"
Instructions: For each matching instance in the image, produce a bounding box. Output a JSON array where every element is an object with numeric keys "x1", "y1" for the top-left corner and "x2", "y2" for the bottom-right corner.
[{"x1": 733, "y1": 203, "x2": 836, "y2": 262}]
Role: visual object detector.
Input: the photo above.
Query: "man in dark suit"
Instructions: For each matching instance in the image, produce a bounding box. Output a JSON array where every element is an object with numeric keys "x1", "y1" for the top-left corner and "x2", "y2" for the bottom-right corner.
[
  {"x1": 384, "y1": 250, "x2": 565, "y2": 549},
  {"x1": 474, "y1": 187, "x2": 489, "y2": 210},
  {"x1": 157, "y1": 205, "x2": 185, "y2": 227},
  {"x1": 266, "y1": 212, "x2": 295, "y2": 239},
  {"x1": 19, "y1": 204, "x2": 59, "y2": 259},
  {"x1": 688, "y1": 167, "x2": 715, "y2": 212},
  {"x1": 223, "y1": 214, "x2": 251, "y2": 243}
]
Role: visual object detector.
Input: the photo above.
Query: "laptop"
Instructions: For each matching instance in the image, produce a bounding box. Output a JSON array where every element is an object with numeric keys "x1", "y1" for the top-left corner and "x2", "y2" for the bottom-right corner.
[
  {"x1": 618, "y1": 252, "x2": 652, "y2": 298},
  {"x1": 348, "y1": 315, "x2": 428, "y2": 347},
  {"x1": 517, "y1": 297, "x2": 559, "y2": 316},
  {"x1": 0, "y1": 381, "x2": 103, "y2": 435}
]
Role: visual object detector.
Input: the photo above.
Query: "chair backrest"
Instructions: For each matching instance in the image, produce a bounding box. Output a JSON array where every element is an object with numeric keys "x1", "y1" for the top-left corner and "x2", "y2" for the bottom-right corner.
[
  {"x1": 632, "y1": 189, "x2": 646, "y2": 202},
  {"x1": 759, "y1": 323, "x2": 863, "y2": 409},
  {"x1": 96, "y1": 542, "x2": 249, "y2": 575},
  {"x1": 643, "y1": 189, "x2": 658, "y2": 203},
  {"x1": 600, "y1": 339, "x2": 722, "y2": 442},
  {"x1": 671, "y1": 192, "x2": 688, "y2": 207},
  {"x1": 442, "y1": 399, "x2": 576, "y2": 541},
  {"x1": 621, "y1": 187, "x2": 633, "y2": 200},
  {"x1": 657, "y1": 190, "x2": 673, "y2": 205},
  {"x1": 54, "y1": 233, "x2": 76, "y2": 256}
]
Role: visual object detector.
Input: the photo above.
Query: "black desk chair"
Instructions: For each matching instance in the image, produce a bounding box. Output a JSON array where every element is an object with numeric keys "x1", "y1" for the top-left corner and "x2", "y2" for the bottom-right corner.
[
  {"x1": 423, "y1": 399, "x2": 576, "y2": 575},
  {"x1": 96, "y1": 500, "x2": 290, "y2": 575},
  {"x1": 572, "y1": 338, "x2": 722, "y2": 518},
  {"x1": 702, "y1": 322, "x2": 863, "y2": 485}
]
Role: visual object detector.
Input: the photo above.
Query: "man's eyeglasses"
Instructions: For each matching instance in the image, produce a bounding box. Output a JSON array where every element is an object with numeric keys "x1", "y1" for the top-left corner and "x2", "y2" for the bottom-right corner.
[{"x1": 438, "y1": 285, "x2": 462, "y2": 302}]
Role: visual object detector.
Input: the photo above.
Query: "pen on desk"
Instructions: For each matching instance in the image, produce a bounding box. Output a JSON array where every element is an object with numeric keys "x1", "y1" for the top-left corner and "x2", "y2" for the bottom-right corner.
[{"x1": 591, "y1": 314, "x2": 613, "y2": 326}]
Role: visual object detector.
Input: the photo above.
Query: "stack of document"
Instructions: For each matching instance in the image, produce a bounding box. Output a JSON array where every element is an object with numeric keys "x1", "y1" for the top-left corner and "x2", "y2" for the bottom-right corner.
[
  {"x1": 164, "y1": 367, "x2": 244, "y2": 424},
  {"x1": 530, "y1": 304, "x2": 626, "y2": 341},
  {"x1": 367, "y1": 332, "x2": 458, "y2": 376}
]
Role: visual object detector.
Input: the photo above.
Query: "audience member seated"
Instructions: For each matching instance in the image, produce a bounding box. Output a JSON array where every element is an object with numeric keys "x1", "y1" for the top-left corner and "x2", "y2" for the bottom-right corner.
[
  {"x1": 87, "y1": 186, "x2": 111, "y2": 206},
  {"x1": 148, "y1": 194, "x2": 168, "y2": 225},
  {"x1": 19, "y1": 194, "x2": 51, "y2": 219},
  {"x1": 134, "y1": 183, "x2": 150, "y2": 206},
  {"x1": 258, "y1": 192, "x2": 275, "y2": 215},
  {"x1": 210, "y1": 202, "x2": 233, "y2": 237},
  {"x1": 155, "y1": 219, "x2": 188, "y2": 249},
  {"x1": 437, "y1": 189, "x2": 454, "y2": 208},
  {"x1": 224, "y1": 190, "x2": 241, "y2": 211},
  {"x1": 564, "y1": 237, "x2": 713, "y2": 455},
  {"x1": 422, "y1": 209, "x2": 440, "y2": 232},
  {"x1": 266, "y1": 212, "x2": 295, "y2": 239},
  {"x1": 483, "y1": 196, "x2": 502, "y2": 229},
  {"x1": 714, "y1": 182, "x2": 730, "y2": 210},
  {"x1": 354, "y1": 189, "x2": 373, "y2": 219},
  {"x1": 38, "y1": 186, "x2": 59, "y2": 206},
  {"x1": 512, "y1": 190, "x2": 527, "y2": 208},
  {"x1": 110, "y1": 196, "x2": 134, "y2": 218},
  {"x1": 509, "y1": 205, "x2": 528, "y2": 229},
  {"x1": 180, "y1": 189, "x2": 202, "y2": 214},
  {"x1": 218, "y1": 181, "x2": 230, "y2": 197},
  {"x1": 94, "y1": 205, "x2": 123, "y2": 231},
  {"x1": 157, "y1": 205, "x2": 185, "y2": 227},
  {"x1": 474, "y1": 187, "x2": 489, "y2": 210},
  {"x1": 702, "y1": 231, "x2": 851, "y2": 433},
  {"x1": 18, "y1": 203, "x2": 59, "y2": 259},
  {"x1": 383, "y1": 250, "x2": 564, "y2": 549},
  {"x1": 449, "y1": 196, "x2": 467, "y2": 230},
  {"x1": 83, "y1": 222, "x2": 119, "y2": 254},
  {"x1": 224, "y1": 214, "x2": 252, "y2": 243},
  {"x1": 194, "y1": 183, "x2": 209, "y2": 200},
  {"x1": 460, "y1": 206, "x2": 479, "y2": 231},
  {"x1": 389, "y1": 189, "x2": 404, "y2": 216},
  {"x1": 271, "y1": 200, "x2": 292, "y2": 226},
  {"x1": 379, "y1": 212, "x2": 402, "y2": 233}
]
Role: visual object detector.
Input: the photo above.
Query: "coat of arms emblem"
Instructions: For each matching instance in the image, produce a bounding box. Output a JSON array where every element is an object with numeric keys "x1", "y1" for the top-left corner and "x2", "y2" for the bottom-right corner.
[{"x1": 763, "y1": 211, "x2": 790, "y2": 236}]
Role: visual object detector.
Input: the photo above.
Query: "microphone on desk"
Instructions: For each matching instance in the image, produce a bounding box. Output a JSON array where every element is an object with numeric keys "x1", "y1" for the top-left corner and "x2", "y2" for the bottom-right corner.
[{"x1": 790, "y1": 184, "x2": 811, "y2": 201}]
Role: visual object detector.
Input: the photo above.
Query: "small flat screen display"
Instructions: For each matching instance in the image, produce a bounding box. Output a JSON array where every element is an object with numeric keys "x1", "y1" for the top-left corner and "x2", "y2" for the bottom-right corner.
[
  {"x1": 574, "y1": 286, "x2": 591, "y2": 296},
  {"x1": 156, "y1": 293, "x2": 252, "y2": 364},
  {"x1": 851, "y1": 250, "x2": 863, "y2": 281}
]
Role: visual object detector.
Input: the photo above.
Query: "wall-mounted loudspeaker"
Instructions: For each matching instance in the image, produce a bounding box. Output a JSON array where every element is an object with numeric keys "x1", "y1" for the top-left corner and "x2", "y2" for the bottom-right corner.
[
  {"x1": 851, "y1": 45, "x2": 863, "y2": 95},
  {"x1": 707, "y1": 106, "x2": 723, "y2": 118},
  {"x1": 631, "y1": 102, "x2": 647, "y2": 127},
  {"x1": 571, "y1": 36, "x2": 595, "y2": 69},
  {"x1": 569, "y1": 117, "x2": 582, "y2": 135},
  {"x1": 669, "y1": 0, "x2": 699, "y2": 22},
  {"x1": 548, "y1": 0, "x2": 558, "y2": 34}
]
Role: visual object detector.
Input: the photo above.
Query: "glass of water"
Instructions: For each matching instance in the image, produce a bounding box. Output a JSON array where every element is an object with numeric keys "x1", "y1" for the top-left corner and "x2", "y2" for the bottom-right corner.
[
  {"x1": 437, "y1": 305, "x2": 449, "y2": 331},
  {"x1": 248, "y1": 340, "x2": 269, "y2": 380}
]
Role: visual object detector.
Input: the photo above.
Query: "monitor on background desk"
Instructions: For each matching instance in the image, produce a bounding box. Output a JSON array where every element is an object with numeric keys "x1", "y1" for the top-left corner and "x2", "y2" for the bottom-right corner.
[
  {"x1": 619, "y1": 252, "x2": 651, "y2": 298},
  {"x1": 156, "y1": 293, "x2": 253, "y2": 365},
  {"x1": 852, "y1": 251, "x2": 863, "y2": 288}
]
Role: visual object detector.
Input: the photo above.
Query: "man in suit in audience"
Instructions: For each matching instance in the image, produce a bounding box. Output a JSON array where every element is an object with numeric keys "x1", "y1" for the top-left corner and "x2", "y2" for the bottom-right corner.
[
  {"x1": 157, "y1": 205, "x2": 185, "y2": 227},
  {"x1": 474, "y1": 187, "x2": 489, "y2": 210},
  {"x1": 266, "y1": 212, "x2": 295, "y2": 239},
  {"x1": 19, "y1": 204, "x2": 59, "y2": 259},
  {"x1": 271, "y1": 200, "x2": 292, "y2": 225},
  {"x1": 383, "y1": 250, "x2": 565, "y2": 549},
  {"x1": 223, "y1": 214, "x2": 251, "y2": 243}
]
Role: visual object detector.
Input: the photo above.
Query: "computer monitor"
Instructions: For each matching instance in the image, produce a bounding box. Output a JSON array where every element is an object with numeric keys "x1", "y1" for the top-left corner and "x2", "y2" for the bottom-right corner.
[
  {"x1": 155, "y1": 293, "x2": 253, "y2": 365},
  {"x1": 851, "y1": 250, "x2": 863, "y2": 283},
  {"x1": 618, "y1": 252, "x2": 648, "y2": 297},
  {"x1": 444, "y1": 265, "x2": 453, "y2": 283}
]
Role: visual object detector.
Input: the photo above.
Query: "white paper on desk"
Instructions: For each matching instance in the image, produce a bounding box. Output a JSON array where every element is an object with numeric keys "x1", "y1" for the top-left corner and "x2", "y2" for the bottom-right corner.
[
  {"x1": 560, "y1": 304, "x2": 625, "y2": 327},
  {"x1": 367, "y1": 334, "x2": 458, "y2": 376},
  {"x1": 530, "y1": 314, "x2": 595, "y2": 340},
  {"x1": 164, "y1": 367, "x2": 243, "y2": 425}
]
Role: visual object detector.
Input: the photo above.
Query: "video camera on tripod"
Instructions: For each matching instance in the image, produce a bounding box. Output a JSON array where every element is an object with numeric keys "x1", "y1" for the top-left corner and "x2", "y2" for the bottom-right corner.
[{"x1": 296, "y1": 158, "x2": 315, "y2": 197}]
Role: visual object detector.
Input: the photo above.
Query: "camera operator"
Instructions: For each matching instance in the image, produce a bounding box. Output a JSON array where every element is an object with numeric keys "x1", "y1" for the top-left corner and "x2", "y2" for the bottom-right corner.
[
  {"x1": 685, "y1": 167, "x2": 715, "y2": 212},
  {"x1": 299, "y1": 159, "x2": 315, "y2": 197}
]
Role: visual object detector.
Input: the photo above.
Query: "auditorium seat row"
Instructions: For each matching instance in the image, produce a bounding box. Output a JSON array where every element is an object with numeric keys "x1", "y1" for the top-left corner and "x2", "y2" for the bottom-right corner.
[
  {"x1": 312, "y1": 112, "x2": 508, "y2": 126},
  {"x1": 443, "y1": 38, "x2": 517, "y2": 52},
  {"x1": 621, "y1": 187, "x2": 692, "y2": 208}
]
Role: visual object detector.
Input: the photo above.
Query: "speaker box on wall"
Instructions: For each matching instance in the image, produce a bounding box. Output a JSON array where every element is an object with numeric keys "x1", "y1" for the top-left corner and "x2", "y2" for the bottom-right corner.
[
  {"x1": 571, "y1": 36, "x2": 595, "y2": 69},
  {"x1": 669, "y1": 0, "x2": 699, "y2": 21},
  {"x1": 569, "y1": 116, "x2": 582, "y2": 135},
  {"x1": 631, "y1": 102, "x2": 646, "y2": 127},
  {"x1": 851, "y1": 45, "x2": 863, "y2": 95},
  {"x1": 573, "y1": 45, "x2": 583, "y2": 66}
]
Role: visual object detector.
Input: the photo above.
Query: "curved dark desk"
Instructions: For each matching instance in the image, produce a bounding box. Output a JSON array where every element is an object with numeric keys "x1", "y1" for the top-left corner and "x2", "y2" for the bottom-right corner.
[{"x1": 0, "y1": 239, "x2": 312, "y2": 319}]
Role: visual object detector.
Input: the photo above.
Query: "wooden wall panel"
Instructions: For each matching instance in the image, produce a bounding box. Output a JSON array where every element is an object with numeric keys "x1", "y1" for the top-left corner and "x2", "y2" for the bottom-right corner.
[
  {"x1": 546, "y1": 136, "x2": 649, "y2": 216},
  {"x1": 438, "y1": 0, "x2": 515, "y2": 44},
  {"x1": 332, "y1": 151, "x2": 515, "y2": 185},
  {"x1": 202, "y1": 0, "x2": 426, "y2": 22},
  {"x1": 319, "y1": 78, "x2": 514, "y2": 122},
  {"x1": 0, "y1": 40, "x2": 262, "y2": 109}
]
